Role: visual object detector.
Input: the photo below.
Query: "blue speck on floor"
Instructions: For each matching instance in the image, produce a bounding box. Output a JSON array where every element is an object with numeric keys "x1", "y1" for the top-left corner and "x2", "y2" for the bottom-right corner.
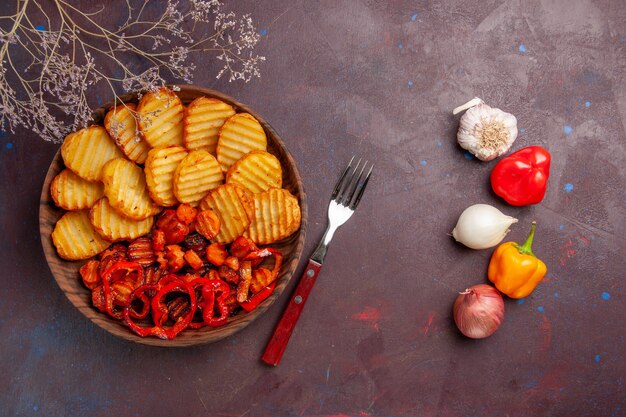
[
  {"x1": 523, "y1": 380, "x2": 539, "y2": 389},
  {"x1": 519, "y1": 128, "x2": 526, "y2": 133},
  {"x1": 554, "y1": 292, "x2": 559, "y2": 298},
  {"x1": 5, "y1": 142, "x2": 13, "y2": 149},
  {"x1": 563, "y1": 125, "x2": 573, "y2": 135},
  {"x1": 595, "y1": 354, "x2": 601, "y2": 363},
  {"x1": 407, "y1": 80, "x2": 414, "y2": 87},
  {"x1": 398, "y1": 42, "x2": 403, "y2": 49},
  {"x1": 463, "y1": 151, "x2": 474, "y2": 160},
  {"x1": 517, "y1": 298, "x2": 525, "y2": 305},
  {"x1": 436, "y1": 140, "x2": 442, "y2": 147},
  {"x1": 559, "y1": 224, "x2": 564, "y2": 230},
  {"x1": 410, "y1": 13, "x2": 418, "y2": 21},
  {"x1": 420, "y1": 160, "x2": 427, "y2": 166},
  {"x1": 602, "y1": 292, "x2": 610, "y2": 300},
  {"x1": 563, "y1": 183, "x2": 574, "y2": 193},
  {"x1": 585, "y1": 101, "x2": 591, "y2": 108},
  {"x1": 519, "y1": 43, "x2": 527, "y2": 53},
  {"x1": 537, "y1": 306, "x2": 544, "y2": 313},
  {"x1": 259, "y1": 28, "x2": 268, "y2": 36},
  {"x1": 33, "y1": 405, "x2": 39, "y2": 412},
  {"x1": 35, "y1": 25, "x2": 45, "y2": 31}
]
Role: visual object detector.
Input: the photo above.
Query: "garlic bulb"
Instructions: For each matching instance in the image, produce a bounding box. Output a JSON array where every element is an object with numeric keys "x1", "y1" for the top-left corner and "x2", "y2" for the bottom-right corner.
[
  {"x1": 451, "y1": 204, "x2": 518, "y2": 249},
  {"x1": 453, "y1": 97, "x2": 518, "y2": 161}
]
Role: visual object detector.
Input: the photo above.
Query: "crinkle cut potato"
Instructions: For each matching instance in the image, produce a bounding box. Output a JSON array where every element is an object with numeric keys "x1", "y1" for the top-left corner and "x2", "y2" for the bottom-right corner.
[
  {"x1": 52, "y1": 210, "x2": 111, "y2": 260},
  {"x1": 50, "y1": 169, "x2": 104, "y2": 210},
  {"x1": 216, "y1": 113, "x2": 267, "y2": 172},
  {"x1": 226, "y1": 150, "x2": 282, "y2": 193},
  {"x1": 199, "y1": 184, "x2": 254, "y2": 244},
  {"x1": 101, "y1": 158, "x2": 161, "y2": 220},
  {"x1": 137, "y1": 88, "x2": 185, "y2": 148},
  {"x1": 173, "y1": 150, "x2": 224, "y2": 206},
  {"x1": 89, "y1": 197, "x2": 154, "y2": 242},
  {"x1": 144, "y1": 146, "x2": 188, "y2": 207},
  {"x1": 104, "y1": 103, "x2": 151, "y2": 164},
  {"x1": 61, "y1": 126, "x2": 124, "y2": 182},
  {"x1": 244, "y1": 188, "x2": 302, "y2": 245},
  {"x1": 184, "y1": 97, "x2": 236, "y2": 155}
]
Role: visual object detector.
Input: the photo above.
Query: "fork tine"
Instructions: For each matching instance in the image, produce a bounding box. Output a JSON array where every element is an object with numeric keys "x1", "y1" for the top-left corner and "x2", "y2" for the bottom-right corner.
[
  {"x1": 341, "y1": 160, "x2": 367, "y2": 206},
  {"x1": 349, "y1": 164, "x2": 373, "y2": 209},
  {"x1": 336, "y1": 158, "x2": 361, "y2": 203},
  {"x1": 330, "y1": 156, "x2": 354, "y2": 200},
  {"x1": 337, "y1": 158, "x2": 362, "y2": 205}
]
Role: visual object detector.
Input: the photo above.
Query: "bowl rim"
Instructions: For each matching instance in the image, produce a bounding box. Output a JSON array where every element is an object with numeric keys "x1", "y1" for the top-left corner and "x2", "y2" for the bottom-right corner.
[{"x1": 39, "y1": 84, "x2": 307, "y2": 347}]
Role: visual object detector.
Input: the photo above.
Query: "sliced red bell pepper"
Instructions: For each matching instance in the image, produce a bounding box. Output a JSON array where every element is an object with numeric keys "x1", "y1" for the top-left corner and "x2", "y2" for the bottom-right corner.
[
  {"x1": 150, "y1": 280, "x2": 197, "y2": 339},
  {"x1": 101, "y1": 261, "x2": 143, "y2": 320},
  {"x1": 490, "y1": 146, "x2": 551, "y2": 206},
  {"x1": 188, "y1": 278, "x2": 231, "y2": 328},
  {"x1": 239, "y1": 281, "x2": 277, "y2": 312},
  {"x1": 124, "y1": 284, "x2": 160, "y2": 338}
]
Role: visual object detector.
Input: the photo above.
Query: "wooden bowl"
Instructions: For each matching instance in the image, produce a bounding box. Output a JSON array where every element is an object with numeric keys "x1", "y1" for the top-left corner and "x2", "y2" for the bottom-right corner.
[{"x1": 39, "y1": 85, "x2": 307, "y2": 347}]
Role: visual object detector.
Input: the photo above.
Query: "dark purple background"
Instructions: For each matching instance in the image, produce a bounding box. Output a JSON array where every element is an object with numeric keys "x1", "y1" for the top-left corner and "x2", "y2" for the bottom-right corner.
[{"x1": 1, "y1": 1, "x2": 624, "y2": 416}]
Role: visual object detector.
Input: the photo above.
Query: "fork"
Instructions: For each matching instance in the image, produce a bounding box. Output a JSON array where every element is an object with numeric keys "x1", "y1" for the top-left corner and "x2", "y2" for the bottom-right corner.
[{"x1": 261, "y1": 157, "x2": 373, "y2": 366}]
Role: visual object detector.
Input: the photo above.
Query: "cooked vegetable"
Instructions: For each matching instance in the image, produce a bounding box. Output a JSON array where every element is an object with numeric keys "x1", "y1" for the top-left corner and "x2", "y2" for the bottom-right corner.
[
  {"x1": 451, "y1": 204, "x2": 518, "y2": 250},
  {"x1": 240, "y1": 282, "x2": 277, "y2": 312},
  {"x1": 79, "y1": 223, "x2": 283, "y2": 339},
  {"x1": 453, "y1": 284, "x2": 504, "y2": 339},
  {"x1": 488, "y1": 221, "x2": 547, "y2": 298},
  {"x1": 216, "y1": 112, "x2": 267, "y2": 172},
  {"x1": 490, "y1": 146, "x2": 551, "y2": 206},
  {"x1": 52, "y1": 210, "x2": 111, "y2": 260},
  {"x1": 136, "y1": 88, "x2": 185, "y2": 148}
]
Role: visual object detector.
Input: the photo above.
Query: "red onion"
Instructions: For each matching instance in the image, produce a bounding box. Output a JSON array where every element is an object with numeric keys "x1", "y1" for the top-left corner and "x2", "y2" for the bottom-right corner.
[{"x1": 453, "y1": 284, "x2": 504, "y2": 339}]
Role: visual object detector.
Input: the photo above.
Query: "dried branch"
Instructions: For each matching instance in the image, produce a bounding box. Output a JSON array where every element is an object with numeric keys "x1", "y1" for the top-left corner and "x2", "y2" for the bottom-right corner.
[{"x1": 0, "y1": 0, "x2": 265, "y2": 142}]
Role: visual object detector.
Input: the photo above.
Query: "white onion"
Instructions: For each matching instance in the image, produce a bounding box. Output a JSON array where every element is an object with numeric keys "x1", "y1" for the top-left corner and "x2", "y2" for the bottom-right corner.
[
  {"x1": 451, "y1": 204, "x2": 517, "y2": 249},
  {"x1": 453, "y1": 284, "x2": 504, "y2": 339}
]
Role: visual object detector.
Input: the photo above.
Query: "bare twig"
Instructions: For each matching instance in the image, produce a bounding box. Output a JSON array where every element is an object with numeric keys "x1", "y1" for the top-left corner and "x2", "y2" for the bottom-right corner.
[{"x1": 0, "y1": 0, "x2": 265, "y2": 142}]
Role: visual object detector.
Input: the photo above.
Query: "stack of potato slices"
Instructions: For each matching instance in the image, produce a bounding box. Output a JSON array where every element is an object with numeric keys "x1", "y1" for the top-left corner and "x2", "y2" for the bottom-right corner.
[{"x1": 51, "y1": 88, "x2": 301, "y2": 260}]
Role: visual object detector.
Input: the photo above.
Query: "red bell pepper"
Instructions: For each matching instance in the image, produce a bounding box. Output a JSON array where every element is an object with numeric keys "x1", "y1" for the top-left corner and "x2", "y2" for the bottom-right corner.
[
  {"x1": 124, "y1": 278, "x2": 197, "y2": 340},
  {"x1": 187, "y1": 277, "x2": 231, "y2": 328},
  {"x1": 101, "y1": 261, "x2": 143, "y2": 319},
  {"x1": 239, "y1": 282, "x2": 277, "y2": 312},
  {"x1": 490, "y1": 146, "x2": 551, "y2": 206}
]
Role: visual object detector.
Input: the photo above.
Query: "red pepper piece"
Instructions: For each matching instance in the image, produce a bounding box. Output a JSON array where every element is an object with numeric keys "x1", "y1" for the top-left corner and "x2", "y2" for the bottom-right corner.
[
  {"x1": 149, "y1": 280, "x2": 197, "y2": 339},
  {"x1": 79, "y1": 260, "x2": 100, "y2": 290},
  {"x1": 101, "y1": 261, "x2": 143, "y2": 320},
  {"x1": 124, "y1": 284, "x2": 165, "y2": 338},
  {"x1": 188, "y1": 278, "x2": 231, "y2": 328},
  {"x1": 490, "y1": 146, "x2": 551, "y2": 206},
  {"x1": 244, "y1": 248, "x2": 283, "y2": 285},
  {"x1": 239, "y1": 282, "x2": 277, "y2": 312}
]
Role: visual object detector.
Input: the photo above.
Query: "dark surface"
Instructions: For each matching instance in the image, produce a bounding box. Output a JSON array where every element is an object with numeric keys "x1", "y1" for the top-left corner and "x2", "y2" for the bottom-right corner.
[{"x1": 1, "y1": 1, "x2": 624, "y2": 416}]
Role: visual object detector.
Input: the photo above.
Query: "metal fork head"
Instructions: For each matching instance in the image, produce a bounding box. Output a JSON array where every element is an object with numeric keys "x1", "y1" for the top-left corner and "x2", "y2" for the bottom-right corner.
[
  {"x1": 311, "y1": 157, "x2": 373, "y2": 264},
  {"x1": 328, "y1": 156, "x2": 373, "y2": 225}
]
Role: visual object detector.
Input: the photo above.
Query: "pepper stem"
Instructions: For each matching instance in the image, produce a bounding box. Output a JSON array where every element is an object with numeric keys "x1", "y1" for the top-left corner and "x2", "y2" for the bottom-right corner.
[{"x1": 516, "y1": 221, "x2": 537, "y2": 257}]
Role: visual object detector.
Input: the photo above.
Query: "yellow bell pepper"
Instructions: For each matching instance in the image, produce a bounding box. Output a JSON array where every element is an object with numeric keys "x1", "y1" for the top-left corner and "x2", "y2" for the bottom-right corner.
[{"x1": 488, "y1": 221, "x2": 547, "y2": 298}]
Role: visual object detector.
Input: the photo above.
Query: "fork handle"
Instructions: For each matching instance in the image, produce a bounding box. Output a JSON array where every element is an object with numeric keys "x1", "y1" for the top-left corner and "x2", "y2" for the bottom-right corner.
[{"x1": 261, "y1": 259, "x2": 322, "y2": 366}]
